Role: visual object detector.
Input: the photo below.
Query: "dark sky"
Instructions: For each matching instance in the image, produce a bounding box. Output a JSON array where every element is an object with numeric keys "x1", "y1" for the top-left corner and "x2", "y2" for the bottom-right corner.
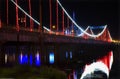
[{"x1": 1, "y1": 0, "x2": 119, "y2": 40}]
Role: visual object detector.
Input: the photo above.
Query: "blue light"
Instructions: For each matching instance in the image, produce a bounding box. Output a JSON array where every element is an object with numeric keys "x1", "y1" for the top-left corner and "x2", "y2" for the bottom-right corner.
[
  {"x1": 35, "y1": 53, "x2": 41, "y2": 66},
  {"x1": 24, "y1": 54, "x2": 28, "y2": 63},
  {"x1": 49, "y1": 53, "x2": 54, "y2": 64},
  {"x1": 90, "y1": 26, "x2": 105, "y2": 29},
  {"x1": 70, "y1": 51, "x2": 72, "y2": 59},
  {"x1": 19, "y1": 54, "x2": 28, "y2": 64},
  {"x1": 19, "y1": 54, "x2": 23, "y2": 64},
  {"x1": 29, "y1": 54, "x2": 33, "y2": 65},
  {"x1": 66, "y1": 52, "x2": 68, "y2": 58}
]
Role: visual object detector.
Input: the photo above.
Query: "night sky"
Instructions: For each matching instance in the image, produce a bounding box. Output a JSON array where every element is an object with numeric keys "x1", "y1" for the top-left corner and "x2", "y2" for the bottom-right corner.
[{"x1": 1, "y1": 0, "x2": 119, "y2": 39}]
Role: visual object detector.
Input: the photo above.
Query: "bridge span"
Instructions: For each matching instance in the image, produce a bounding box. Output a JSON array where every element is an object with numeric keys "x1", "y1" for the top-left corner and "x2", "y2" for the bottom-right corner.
[{"x1": 0, "y1": 26, "x2": 118, "y2": 66}]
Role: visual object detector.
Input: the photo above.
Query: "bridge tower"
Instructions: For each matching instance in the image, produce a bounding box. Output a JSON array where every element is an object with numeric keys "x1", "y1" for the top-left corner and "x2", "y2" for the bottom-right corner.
[
  {"x1": 39, "y1": 0, "x2": 43, "y2": 32},
  {"x1": 28, "y1": 0, "x2": 34, "y2": 31},
  {"x1": 15, "y1": 0, "x2": 19, "y2": 31},
  {"x1": 49, "y1": 0, "x2": 52, "y2": 31},
  {"x1": 56, "y1": 0, "x2": 59, "y2": 31}
]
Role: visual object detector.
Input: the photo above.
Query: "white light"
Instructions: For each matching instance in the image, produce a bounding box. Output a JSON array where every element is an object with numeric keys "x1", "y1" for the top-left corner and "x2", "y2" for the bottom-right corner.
[
  {"x1": 49, "y1": 53, "x2": 54, "y2": 64},
  {"x1": 20, "y1": 53, "x2": 23, "y2": 62},
  {"x1": 36, "y1": 52, "x2": 39, "y2": 61},
  {"x1": 5, "y1": 54, "x2": 8, "y2": 63},
  {"x1": 110, "y1": 51, "x2": 113, "y2": 69}
]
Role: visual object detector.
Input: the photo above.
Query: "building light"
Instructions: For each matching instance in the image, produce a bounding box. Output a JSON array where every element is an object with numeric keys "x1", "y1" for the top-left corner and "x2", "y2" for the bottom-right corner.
[
  {"x1": 70, "y1": 51, "x2": 72, "y2": 59},
  {"x1": 52, "y1": 25, "x2": 56, "y2": 29},
  {"x1": 19, "y1": 53, "x2": 28, "y2": 64},
  {"x1": 5, "y1": 54, "x2": 8, "y2": 64},
  {"x1": 66, "y1": 51, "x2": 68, "y2": 58},
  {"x1": 19, "y1": 53, "x2": 23, "y2": 64},
  {"x1": 29, "y1": 54, "x2": 33, "y2": 65},
  {"x1": 35, "y1": 52, "x2": 41, "y2": 66},
  {"x1": 24, "y1": 54, "x2": 28, "y2": 64},
  {"x1": 49, "y1": 52, "x2": 54, "y2": 64}
]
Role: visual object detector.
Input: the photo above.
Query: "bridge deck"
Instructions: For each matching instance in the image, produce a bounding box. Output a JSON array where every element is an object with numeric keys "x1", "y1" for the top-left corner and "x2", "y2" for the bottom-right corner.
[{"x1": 0, "y1": 27, "x2": 119, "y2": 66}]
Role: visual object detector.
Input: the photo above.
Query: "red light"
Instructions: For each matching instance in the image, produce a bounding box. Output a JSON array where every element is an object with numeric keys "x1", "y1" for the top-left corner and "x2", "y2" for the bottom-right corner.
[{"x1": 30, "y1": 29, "x2": 33, "y2": 32}]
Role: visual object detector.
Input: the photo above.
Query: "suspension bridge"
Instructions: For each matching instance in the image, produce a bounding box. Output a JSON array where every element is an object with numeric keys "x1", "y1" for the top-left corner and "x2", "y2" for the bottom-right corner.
[{"x1": 0, "y1": 0, "x2": 119, "y2": 79}]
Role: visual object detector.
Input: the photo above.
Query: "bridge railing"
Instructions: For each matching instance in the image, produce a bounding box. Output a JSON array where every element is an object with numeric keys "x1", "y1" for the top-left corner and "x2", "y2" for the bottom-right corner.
[{"x1": 0, "y1": 25, "x2": 78, "y2": 37}]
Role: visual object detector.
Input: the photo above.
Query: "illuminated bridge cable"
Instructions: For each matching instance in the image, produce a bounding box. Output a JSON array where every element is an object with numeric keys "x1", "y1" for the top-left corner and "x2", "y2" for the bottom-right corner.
[
  {"x1": 90, "y1": 26, "x2": 105, "y2": 29},
  {"x1": 57, "y1": 0, "x2": 107, "y2": 38},
  {"x1": 10, "y1": 0, "x2": 53, "y2": 32},
  {"x1": 89, "y1": 26, "x2": 95, "y2": 35},
  {"x1": 77, "y1": 26, "x2": 90, "y2": 37}
]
